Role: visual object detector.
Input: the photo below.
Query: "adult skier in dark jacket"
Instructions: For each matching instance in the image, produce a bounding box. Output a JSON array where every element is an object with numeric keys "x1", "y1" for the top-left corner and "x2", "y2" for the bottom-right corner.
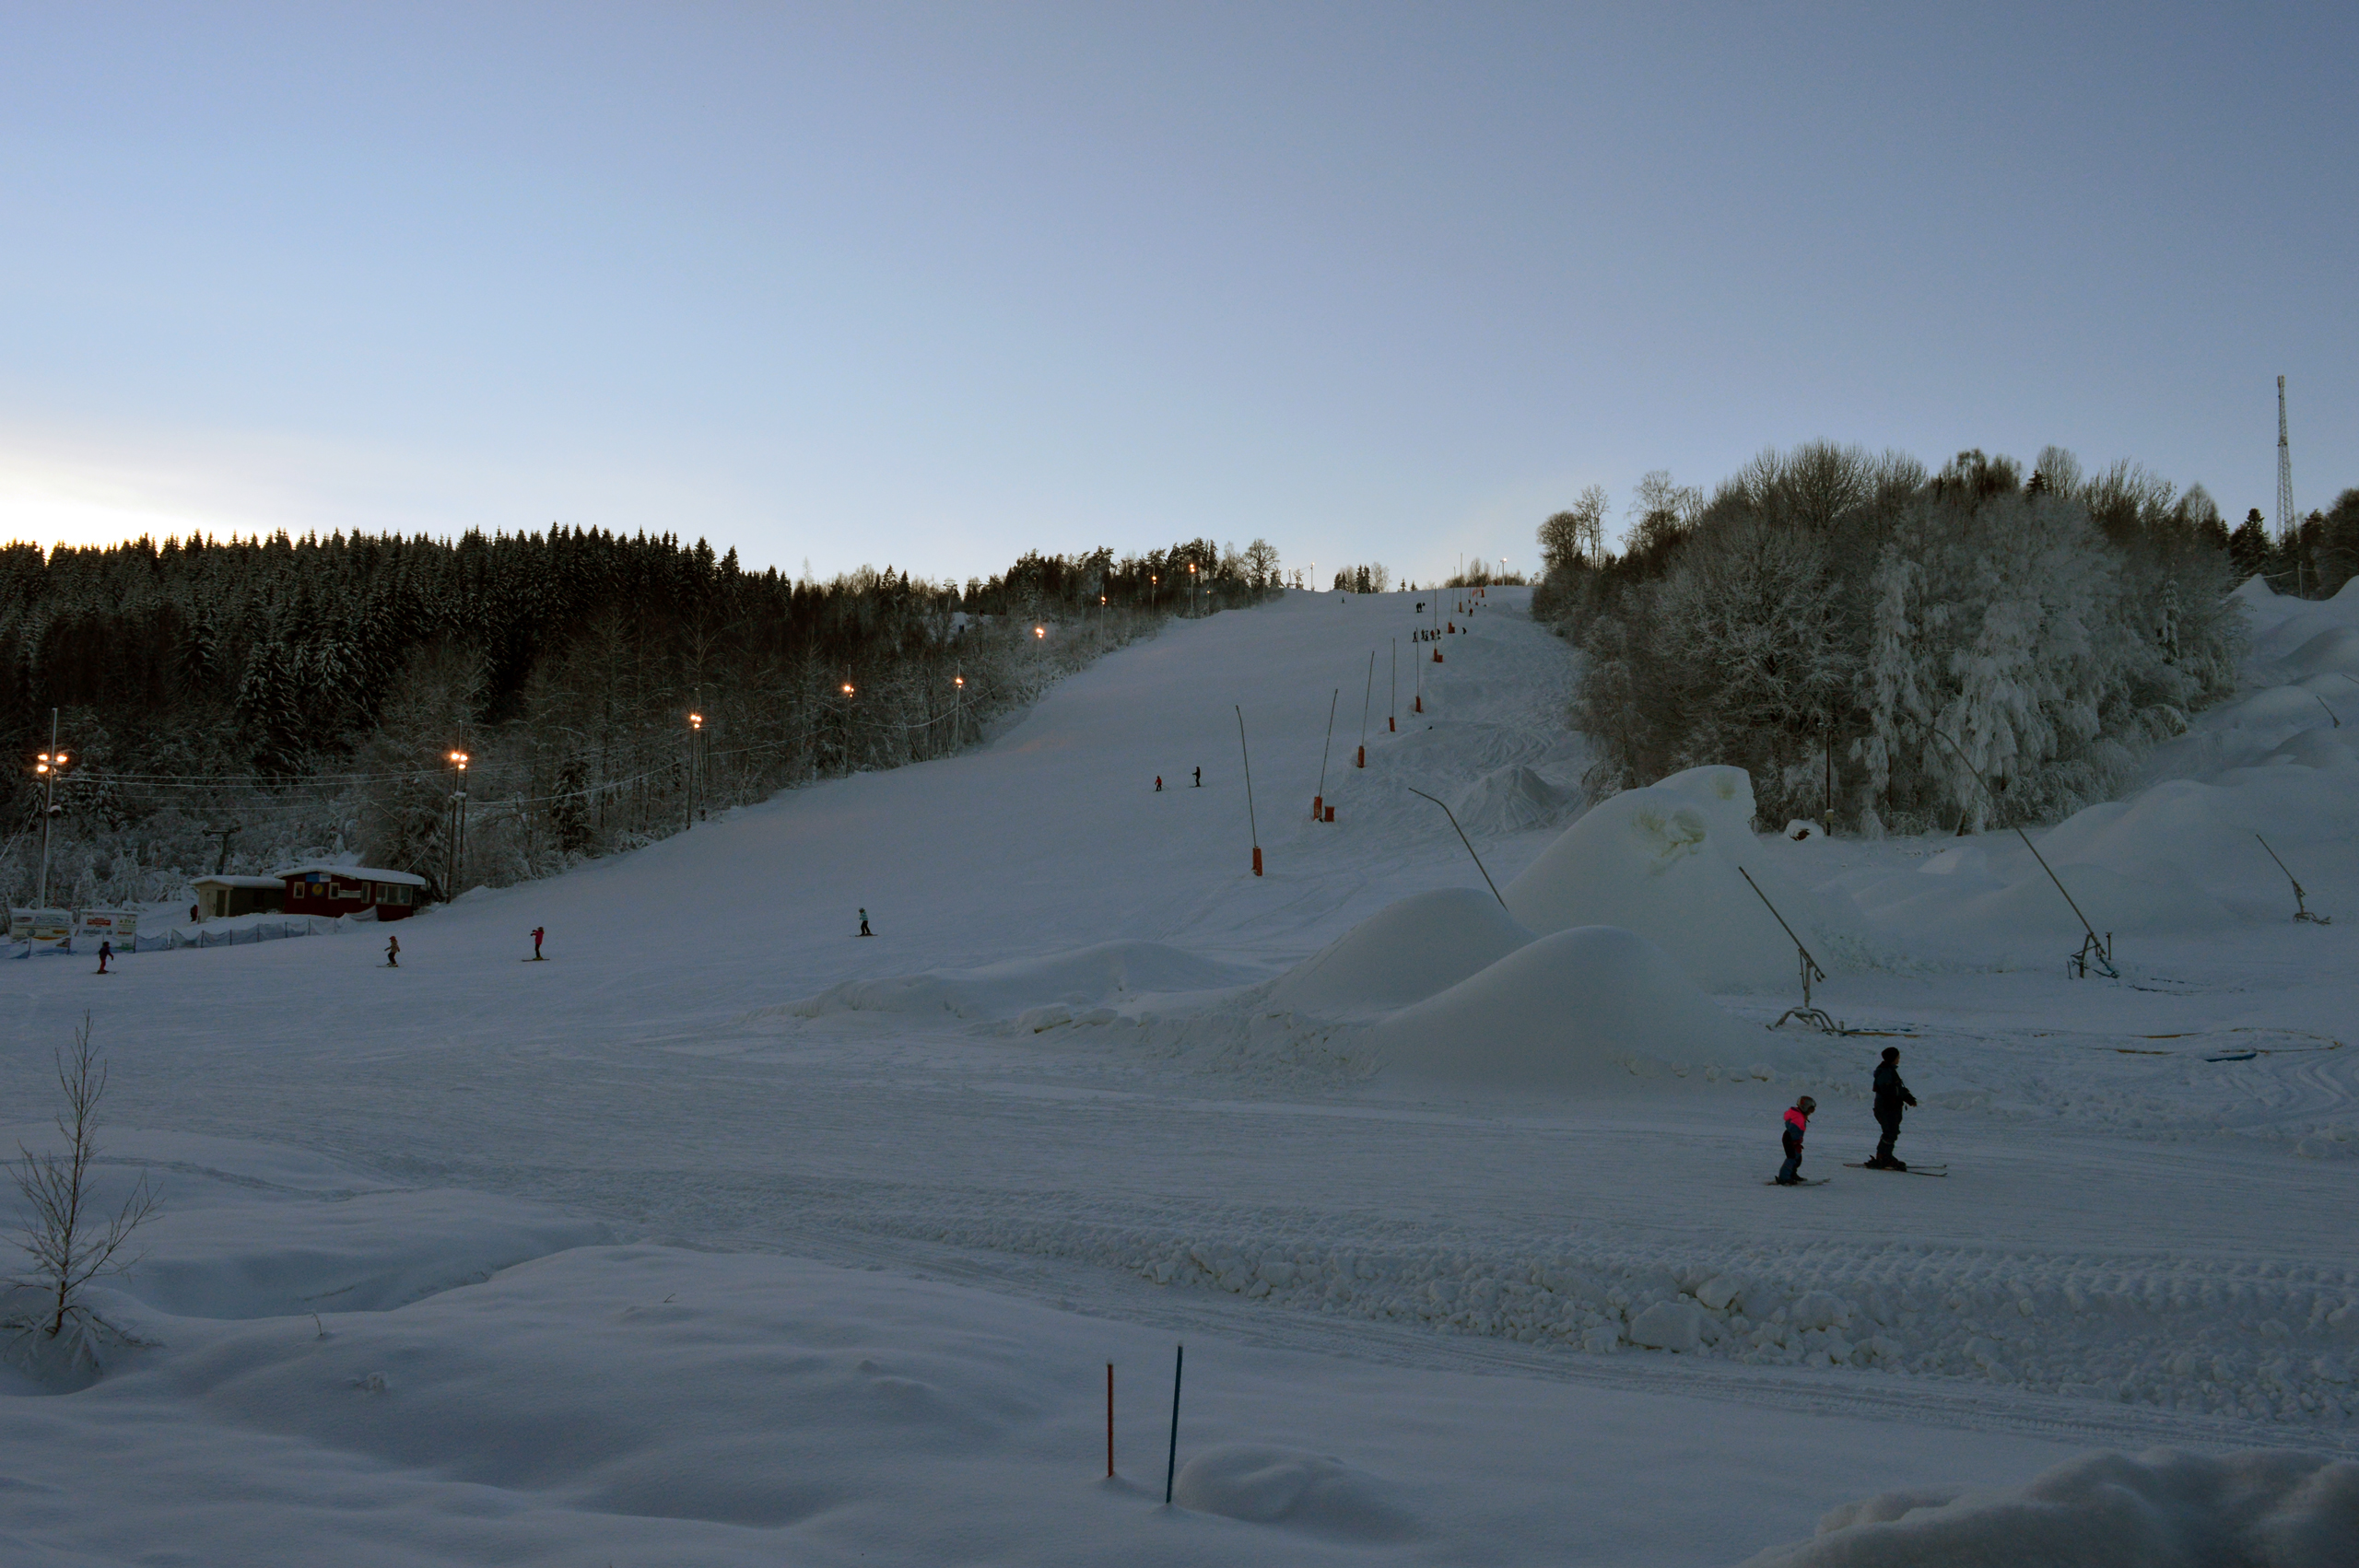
[{"x1": 1870, "y1": 1047, "x2": 1919, "y2": 1169}]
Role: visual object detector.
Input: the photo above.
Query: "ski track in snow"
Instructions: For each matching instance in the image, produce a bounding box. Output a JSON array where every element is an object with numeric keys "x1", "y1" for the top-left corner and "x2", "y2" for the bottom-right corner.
[{"x1": 6, "y1": 585, "x2": 2359, "y2": 1562}]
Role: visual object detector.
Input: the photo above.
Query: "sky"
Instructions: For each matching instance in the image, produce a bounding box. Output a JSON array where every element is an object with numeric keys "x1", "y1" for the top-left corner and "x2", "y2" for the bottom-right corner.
[{"x1": 3, "y1": 2, "x2": 2353, "y2": 586}]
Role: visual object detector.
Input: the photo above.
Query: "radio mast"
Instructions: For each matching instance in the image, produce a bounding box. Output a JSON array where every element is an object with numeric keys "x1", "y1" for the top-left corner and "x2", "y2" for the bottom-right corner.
[{"x1": 2276, "y1": 375, "x2": 2295, "y2": 541}]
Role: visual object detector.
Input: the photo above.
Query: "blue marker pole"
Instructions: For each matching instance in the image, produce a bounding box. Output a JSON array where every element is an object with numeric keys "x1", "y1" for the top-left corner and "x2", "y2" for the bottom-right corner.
[{"x1": 1164, "y1": 1344, "x2": 1184, "y2": 1505}]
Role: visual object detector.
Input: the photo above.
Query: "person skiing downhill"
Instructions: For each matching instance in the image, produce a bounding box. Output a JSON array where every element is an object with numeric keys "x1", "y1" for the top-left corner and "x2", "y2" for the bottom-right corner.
[
  {"x1": 95, "y1": 940, "x2": 112, "y2": 975},
  {"x1": 1155, "y1": 776, "x2": 1163, "y2": 792},
  {"x1": 1869, "y1": 1047, "x2": 1919, "y2": 1169},
  {"x1": 531, "y1": 927, "x2": 545, "y2": 960},
  {"x1": 857, "y1": 908, "x2": 872, "y2": 937},
  {"x1": 1192, "y1": 766, "x2": 1201, "y2": 788},
  {"x1": 1776, "y1": 1096, "x2": 1816, "y2": 1185},
  {"x1": 385, "y1": 933, "x2": 400, "y2": 968}
]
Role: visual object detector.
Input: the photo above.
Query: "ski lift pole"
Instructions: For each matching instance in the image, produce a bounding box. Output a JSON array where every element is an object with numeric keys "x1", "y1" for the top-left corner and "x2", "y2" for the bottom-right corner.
[
  {"x1": 1736, "y1": 865, "x2": 1828, "y2": 1019},
  {"x1": 1313, "y1": 687, "x2": 1338, "y2": 818},
  {"x1": 1236, "y1": 706, "x2": 1262, "y2": 876},
  {"x1": 1356, "y1": 650, "x2": 1373, "y2": 766},
  {"x1": 2257, "y1": 833, "x2": 2330, "y2": 923},
  {"x1": 1930, "y1": 728, "x2": 2114, "y2": 977},
  {"x1": 1403, "y1": 785, "x2": 1507, "y2": 910}
]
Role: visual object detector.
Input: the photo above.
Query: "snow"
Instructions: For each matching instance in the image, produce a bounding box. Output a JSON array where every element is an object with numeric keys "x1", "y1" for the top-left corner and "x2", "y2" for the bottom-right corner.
[
  {"x1": 5, "y1": 584, "x2": 2357, "y2": 1565},
  {"x1": 1268, "y1": 888, "x2": 1532, "y2": 1020},
  {"x1": 1742, "y1": 1446, "x2": 2359, "y2": 1566},
  {"x1": 1374, "y1": 924, "x2": 1798, "y2": 1088},
  {"x1": 1501, "y1": 766, "x2": 1862, "y2": 989}
]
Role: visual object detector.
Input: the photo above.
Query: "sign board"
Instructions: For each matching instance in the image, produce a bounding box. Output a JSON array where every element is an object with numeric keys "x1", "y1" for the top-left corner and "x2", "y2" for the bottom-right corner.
[{"x1": 76, "y1": 908, "x2": 138, "y2": 944}]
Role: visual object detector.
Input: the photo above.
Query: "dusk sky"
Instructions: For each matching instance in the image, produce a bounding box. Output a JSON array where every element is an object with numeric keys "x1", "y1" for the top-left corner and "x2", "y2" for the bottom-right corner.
[{"x1": 5, "y1": 3, "x2": 2353, "y2": 585}]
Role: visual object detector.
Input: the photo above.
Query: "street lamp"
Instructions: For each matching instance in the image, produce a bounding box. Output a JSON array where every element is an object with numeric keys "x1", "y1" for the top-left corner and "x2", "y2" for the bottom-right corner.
[
  {"x1": 686, "y1": 713, "x2": 703, "y2": 829},
  {"x1": 1188, "y1": 559, "x2": 1197, "y2": 616},
  {"x1": 446, "y1": 750, "x2": 470, "y2": 895},
  {"x1": 33, "y1": 708, "x2": 67, "y2": 907}
]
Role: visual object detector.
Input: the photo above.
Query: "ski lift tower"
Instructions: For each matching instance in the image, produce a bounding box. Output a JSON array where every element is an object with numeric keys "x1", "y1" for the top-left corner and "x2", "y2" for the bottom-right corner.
[{"x1": 2277, "y1": 376, "x2": 2296, "y2": 544}]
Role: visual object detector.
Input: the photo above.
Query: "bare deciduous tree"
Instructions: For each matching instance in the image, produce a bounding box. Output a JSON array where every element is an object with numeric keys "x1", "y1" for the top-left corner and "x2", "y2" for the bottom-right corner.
[{"x1": 7, "y1": 1016, "x2": 158, "y2": 1347}]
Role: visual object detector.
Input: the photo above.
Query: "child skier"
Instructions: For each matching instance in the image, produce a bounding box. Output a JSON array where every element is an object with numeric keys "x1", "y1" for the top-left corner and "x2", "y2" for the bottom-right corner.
[
  {"x1": 1155, "y1": 776, "x2": 1163, "y2": 792},
  {"x1": 1869, "y1": 1047, "x2": 1919, "y2": 1169},
  {"x1": 531, "y1": 927, "x2": 545, "y2": 960},
  {"x1": 1776, "y1": 1095, "x2": 1816, "y2": 1185},
  {"x1": 385, "y1": 933, "x2": 400, "y2": 968},
  {"x1": 857, "y1": 908, "x2": 873, "y2": 937},
  {"x1": 95, "y1": 940, "x2": 112, "y2": 975},
  {"x1": 1192, "y1": 766, "x2": 1201, "y2": 787}
]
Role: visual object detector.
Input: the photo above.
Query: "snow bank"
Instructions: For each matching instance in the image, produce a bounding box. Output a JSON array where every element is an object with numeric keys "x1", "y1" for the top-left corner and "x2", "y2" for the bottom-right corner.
[
  {"x1": 0, "y1": 1129, "x2": 608, "y2": 1322},
  {"x1": 1267, "y1": 888, "x2": 1532, "y2": 1020},
  {"x1": 1374, "y1": 925, "x2": 1788, "y2": 1088},
  {"x1": 1741, "y1": 1447, "x2": 2359, "y2": 1567},
  {"x1": 1502, "y1": 766, "x2": 1861, "y2": 990},
  {"x1": 774, "y1": 940, "x2": 1259, "y2": 1022},
  {"x1": 1450, "y1": 764, "x2": 1576, "y2": 835},
  {"x1": 1171, "y1": 1444, "x2": 1419, "y2": 1541}
]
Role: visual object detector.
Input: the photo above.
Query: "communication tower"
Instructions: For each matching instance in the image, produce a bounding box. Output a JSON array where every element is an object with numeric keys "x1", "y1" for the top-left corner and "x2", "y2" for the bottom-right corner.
[{"x1": 2277, "y1": 375, "x2": 2295, "y2": 540}]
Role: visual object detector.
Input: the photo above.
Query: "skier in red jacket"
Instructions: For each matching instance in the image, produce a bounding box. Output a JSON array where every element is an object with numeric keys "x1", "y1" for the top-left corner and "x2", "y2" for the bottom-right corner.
[{"x1": 1775, "y1": 1096, "x2": 1817, "y2": 1185}]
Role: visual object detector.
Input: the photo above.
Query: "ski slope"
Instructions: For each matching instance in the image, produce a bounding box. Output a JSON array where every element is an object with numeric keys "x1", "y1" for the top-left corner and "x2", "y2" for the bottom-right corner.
[{"x1": 5, "y1": 584, "x2": 2358, "y2": 1565}]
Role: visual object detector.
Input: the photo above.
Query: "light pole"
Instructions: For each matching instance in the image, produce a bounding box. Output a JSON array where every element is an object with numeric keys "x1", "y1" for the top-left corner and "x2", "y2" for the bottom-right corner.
[
  {"x1": 34, "y1": 708, "x2": 67, "y2": 907},
  {"x1": 687, "y1": 711, "x2": 703, "y2": 830},
  {"x1": 1188, "y1": 559, "x2": 1197, "y2": 616},
  {"x1": 446, "y1": 750, "x2": 469, "y2": 896}
]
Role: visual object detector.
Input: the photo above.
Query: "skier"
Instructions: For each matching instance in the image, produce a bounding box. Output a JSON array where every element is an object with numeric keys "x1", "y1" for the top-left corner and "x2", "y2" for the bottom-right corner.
[
  {"x1": 385, "y1": 932, "x2": 400, "y2": 968},
  {"x1": 531, "y1": 926, "x2": 546, "y2": 960},
  {"x1": 1192, "y1": 766, "x2": 1201, "y2": 788},
  {"x1": 857, "y1": 908, "x2": 873, "y2": 938},
  {"x1": 1869, "y1": 1047, "x2": 1919, "y2": 1169},
  {"x1": 1155, "y1": 776, "x2": 1163, "y2": 792},
  {"x1": 96, "y1": 939, "x2": 112, "y2": 975},
  {"x1": 1776, "y1": 1095, "x2": 1816, "y2": 1185}
]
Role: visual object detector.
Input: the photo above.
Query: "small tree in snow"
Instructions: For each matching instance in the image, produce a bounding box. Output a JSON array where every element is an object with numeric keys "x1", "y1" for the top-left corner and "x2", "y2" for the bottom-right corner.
[{"x1": 6, "y1": 1017, "x2": 158, "y2": 1362}]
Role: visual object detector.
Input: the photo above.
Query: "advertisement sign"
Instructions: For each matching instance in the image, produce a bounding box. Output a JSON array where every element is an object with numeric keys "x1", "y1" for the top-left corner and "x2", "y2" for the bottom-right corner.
[{"x1": 77, "y1": 908, "x2": 139, "y2": 945}]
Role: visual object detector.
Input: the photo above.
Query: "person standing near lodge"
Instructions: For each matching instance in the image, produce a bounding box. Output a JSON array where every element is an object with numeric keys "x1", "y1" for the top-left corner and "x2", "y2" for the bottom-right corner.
[
  {"x1": 96, "y1": 939, "x2": 112, "y2": 975},
  {"x1": 1869, "y1": 1047, "x2": 1919, "y2": 1169},
  {"x1": 386, "y1": 932, "x2": 400, "y2": 968}
]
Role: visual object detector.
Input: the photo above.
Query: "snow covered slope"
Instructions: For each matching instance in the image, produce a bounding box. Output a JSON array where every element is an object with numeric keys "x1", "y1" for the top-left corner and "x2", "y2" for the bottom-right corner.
[{"x1": 6, "y1": 584, "x2": 2357, "y2": 1566}]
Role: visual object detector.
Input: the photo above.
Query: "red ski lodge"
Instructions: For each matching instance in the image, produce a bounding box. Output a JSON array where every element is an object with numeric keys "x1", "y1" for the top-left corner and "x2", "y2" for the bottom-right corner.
[{"x1": 277, "y1": 865, "x2": 428, "y2": 919}]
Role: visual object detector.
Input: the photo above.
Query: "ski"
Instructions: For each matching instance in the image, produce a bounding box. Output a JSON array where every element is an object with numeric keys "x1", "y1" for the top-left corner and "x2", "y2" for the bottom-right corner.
[
  {"x1": 1842, "y1": 1163, "x2": 1947, "y2": 1176},
  {"x1": 1765, "y1": 1177, "x2": 1831, "y2": 1187}
]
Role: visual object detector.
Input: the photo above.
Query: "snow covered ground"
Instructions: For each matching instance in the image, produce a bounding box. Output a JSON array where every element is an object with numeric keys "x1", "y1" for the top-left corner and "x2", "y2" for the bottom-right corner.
[{"x1": 5, "y1": 583, "x2": 2357, "y2": 1564}]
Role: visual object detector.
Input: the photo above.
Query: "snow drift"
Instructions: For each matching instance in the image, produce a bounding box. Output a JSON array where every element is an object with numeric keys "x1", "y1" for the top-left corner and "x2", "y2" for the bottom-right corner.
[
  {"x1": 1268, "y1": 888, "x2": 1532, "y2": 1020},
  {"x1": 771, "y1": 940, "x2": 1257, "y2": 1022},
  {"x1": 1451, "y1": 764, "x2": 1576, "y2": 835},
  {"x1": 1742, "y1": 1446, "x2": 2359, "y2": 1567},
  {"x1": 1374, "y1": 925, "x2": 1785, "y2": 1088},
  {"x1": 1171, "y1": 1444, "x2": 1419, "y2": 1541},
  {"x1": 1502, "y1": 766, "x2": 1860, "y2": 990}
]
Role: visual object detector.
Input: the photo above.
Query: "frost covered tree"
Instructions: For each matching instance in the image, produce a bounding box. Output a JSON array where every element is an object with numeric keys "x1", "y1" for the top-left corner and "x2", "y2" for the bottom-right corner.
[{"x1": 1565, "y1": 443, "x2": 2245, "y2": 831}]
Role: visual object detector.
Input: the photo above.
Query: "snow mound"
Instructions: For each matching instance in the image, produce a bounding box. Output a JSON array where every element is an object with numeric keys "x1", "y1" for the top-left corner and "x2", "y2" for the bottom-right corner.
[
  {"x1": 1502, "y1": 770, "x2": 1861, "y2": 990},
  {"x1": 1451, "y1": 765, "x2": 1576, "y2": 834},
  {"x1": 2281, "y1": 625, "x2": 2359, "y2": 680},
  {"x1": 1269, "y1": 889, "x2": 1532, "y2": 1020},
  {"x1": 1374, "y1": 925, "x2": 1791, "y2": 1088},
  {"x1": 1741, "y1": 1447, "x2": 2359, "y2": 1567},
  {"x1": 1171, "y1": 1444, "x2": 1419, "y2": 1541},
  {"x1": 775, "y1": 941, "x2": 1256, "y2": 1021}
]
